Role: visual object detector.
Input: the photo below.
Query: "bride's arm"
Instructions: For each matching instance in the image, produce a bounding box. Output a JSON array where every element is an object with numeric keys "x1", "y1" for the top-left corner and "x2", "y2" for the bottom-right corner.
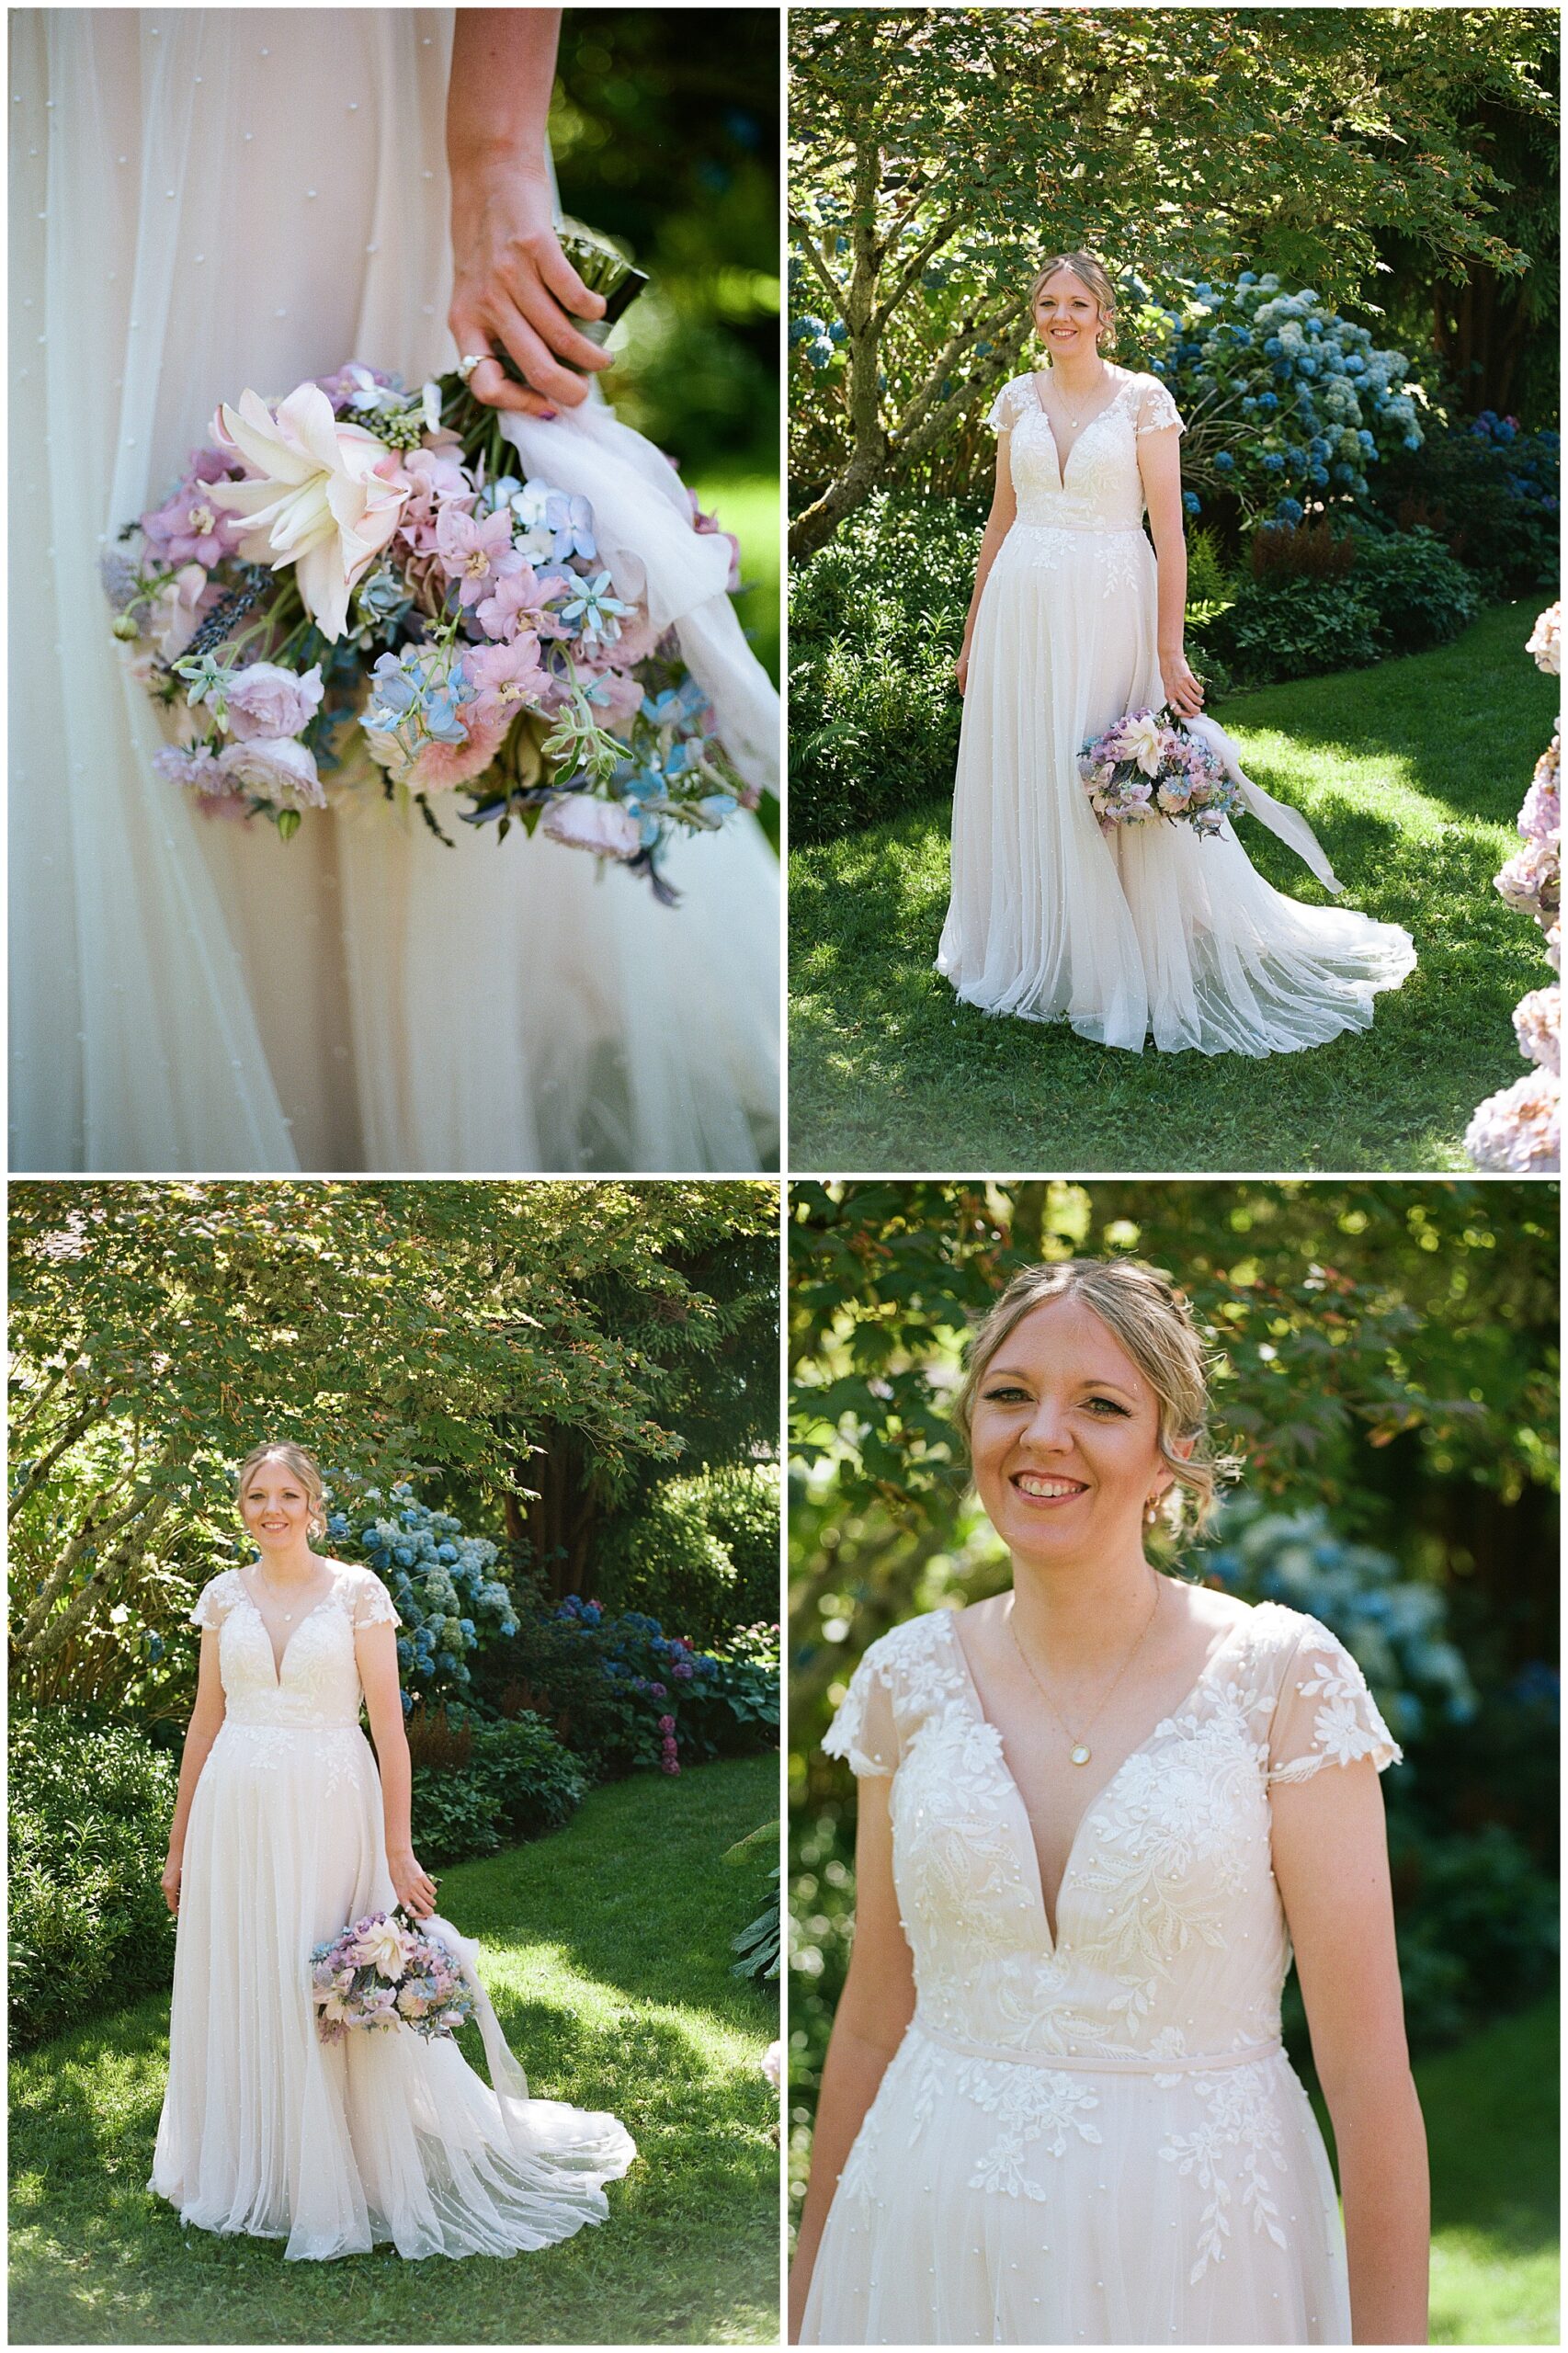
[
  {"x1": 446, "y1": 7, "x2": 610, "y2": 418},
  {"x1": 955, "y1": 445, "x2": 1018, "y2": 695},
  {"x1": 1272, "y1": 1762, "x2": 1430, "y2": 2344},
  {"x1": 160, "y1": 1632, "x2": 226, "y2": 1915},
  {"x1": 1139, "y1": 427, "x2": 1205, "y2": 719},
  {"x1": 358, "y1": 1625, "x2": 439, "y2": 1920},
  {"x1": 787, "y1": 1777, "x2": 916, "y2": 2342}
]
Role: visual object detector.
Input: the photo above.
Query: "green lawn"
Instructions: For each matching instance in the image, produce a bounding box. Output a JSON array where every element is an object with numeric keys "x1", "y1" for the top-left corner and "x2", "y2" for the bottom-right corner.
[
  {"x1": 789, "y1": 602, "x2": 1558, "y2": 1171},
  {"x1": 1304, "y1": 2000, "x2": 1559, "y2": 2346},
  {"x1": 692, "y1": 467, "x2": 781, "y2": 689},
  {"x1": 9, "y1": 1755, "x2": 779, "y2": 2347}
]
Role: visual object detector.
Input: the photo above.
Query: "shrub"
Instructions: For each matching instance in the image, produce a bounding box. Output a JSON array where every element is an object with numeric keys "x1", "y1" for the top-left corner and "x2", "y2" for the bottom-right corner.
[
  {"x1": 1344, "y1": 526, "x2": 1479, "y2": 654},
  {"x1": 325, "y1": 1475, "x2": 521, "y2": 1710},
  {"x1": 595, "y1": 1465, "x2": 781, "y2": 1645},
  {"x1": 1194, "y1": 574, "x2": 1384, "y2": 688},
  {"x1": 790, "y1": 493, "x2": 983, "y2": 844},
  {"x1": 404, "y1": 1708, "x2": 585, "y2": 1868},
  {"x1": 1250, "y1": 519, "x2": 1357, "y2": 582},
  {"x1": 1184, "y1": 525, "x2": 1236, "y2": 610},
  {"x1": 1366, "y1": 412, "x2": 1560, "y2": 597},
  {"x1": 10, "y1": 1709, "x2": 177, "y2": 2047},
  {"x1": 699, "y1": 1465, "x2": 782, "y2": 1631}
]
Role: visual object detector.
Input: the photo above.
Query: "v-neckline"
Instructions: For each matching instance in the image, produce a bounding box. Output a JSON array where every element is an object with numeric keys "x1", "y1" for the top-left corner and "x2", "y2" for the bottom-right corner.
[
  {"x1": 1028, "y1": 369, "x2": 1128, "y2": 493},
  {"x1": 939, "y1": 1603, "x2": 1250, "y2": 1949},
  {"x1": 238, "y1": 1566, "x2": 339, "y2": 1686}
]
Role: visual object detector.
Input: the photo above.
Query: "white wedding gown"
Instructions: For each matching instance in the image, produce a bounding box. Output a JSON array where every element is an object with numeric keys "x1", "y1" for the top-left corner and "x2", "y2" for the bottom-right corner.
[
  {"x1": 937, "y1": 371, "x2": 1415, "y2": 1053},
  {"x1": 801, "y1": 1600, "x2": 1402, "y2": 2347},
  {"x1": 152, "y1": 1564, "x2": 635, "y2": 2259},
  {"x1": 10, "y1": 8, "x2": 779, "y2": 1172}
]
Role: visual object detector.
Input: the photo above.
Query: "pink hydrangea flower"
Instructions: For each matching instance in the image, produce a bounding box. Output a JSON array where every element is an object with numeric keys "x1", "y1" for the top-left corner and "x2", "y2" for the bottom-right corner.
[
  {"x1": 1496, "y1": 839, "x2": 1560, "y2": 924},
  {"x1": 1526, "y1": 602, "x2": 1561, "y2": 677},
  {"x1": 436, "y1": 504, "x2": 522, "y2": 607},
  {"x1": 1513, "y1": 984, "x2": 1560, "y2": 1074},
  {"x1": 1464, "y1": 1068, "x2": 1560, "y2": 1173},
  {"x1": 224, "y1": 662, "x2": 325, "y2": 743}
]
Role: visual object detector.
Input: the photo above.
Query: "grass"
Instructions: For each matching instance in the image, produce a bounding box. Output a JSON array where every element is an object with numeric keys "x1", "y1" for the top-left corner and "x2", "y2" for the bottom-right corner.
[
  {"x1": 691, "y1": 466, "x2": 781, "y2": 689},
  {"x1": 1303, "y1": 2000, "x2": 1559, "y2": 2346},
  {"x1": 8, "y1": 1754, "x2": 779, "y2": 2347},
  {"x1": 788, "y1": 602, "x2": 1559, "y2": 1171}
]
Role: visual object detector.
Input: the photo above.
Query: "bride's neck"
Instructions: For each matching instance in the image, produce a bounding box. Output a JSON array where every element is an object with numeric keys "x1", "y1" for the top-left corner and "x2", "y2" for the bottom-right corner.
[
  {"x1": 1045, "y1": 348, "x2": 1109, "y2": 400},
  {"x1": 1007, "y1": 1538, "x2": 1158, "y2": 1666},
  {"x1": 251, "y1": 1544, "x2": 321, "y2": 1586}
]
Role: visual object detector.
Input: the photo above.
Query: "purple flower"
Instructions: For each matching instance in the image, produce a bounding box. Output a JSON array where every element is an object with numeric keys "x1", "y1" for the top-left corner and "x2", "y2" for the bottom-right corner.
[
  {"x1": 672, "y1": 1660, "x2": 694, "y2": 1679},
  {"x1": 462, "y1": 634, "x2": 549, "y2": 726},
  {"x1": 437, "y1": 504, "x2": 523, "y2": 607},
  {"x1": 474, "y1": 562, "x2": 569, "y2": 643}
]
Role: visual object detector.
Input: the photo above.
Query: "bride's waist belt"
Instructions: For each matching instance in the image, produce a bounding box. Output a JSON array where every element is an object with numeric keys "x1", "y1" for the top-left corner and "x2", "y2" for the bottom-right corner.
[
  {"x1": 222, "y1": 1710, "x2": 364, "y2": 1733},
  {"x1": 913, "y1": 2012, "x2": 1284, "y2": 2075},
  {"x1": 1011, "y1": 517, "x2": 1146, "y2": 537}
]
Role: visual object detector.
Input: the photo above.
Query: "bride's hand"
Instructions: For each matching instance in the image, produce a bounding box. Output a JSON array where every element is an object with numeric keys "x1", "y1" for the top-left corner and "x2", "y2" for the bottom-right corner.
[
  {"x1": 390, "y1": 1847, "x2": 439, "y2": 1921},
  {"x1": 160, "y1": 1854, "x2": 182, "y2": 1915},
  {"x1": 448, "y1": 163, "x2": 609, "y2": 419},
  {"x1": 954, "y1": 646, "x2": 971, "y2": 697},
  {"x1": 1162, "y1": 651, "x2": 1205, "y2": 720}
]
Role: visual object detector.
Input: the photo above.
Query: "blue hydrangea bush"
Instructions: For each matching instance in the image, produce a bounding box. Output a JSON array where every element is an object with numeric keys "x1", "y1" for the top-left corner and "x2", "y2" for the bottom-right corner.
[
  {"x1": 1128, "y1": 272, "x2": 1427, "y2": 527},
  {"x1": 324, "y1": 1475, "x2": 520, "y2": 1711}
]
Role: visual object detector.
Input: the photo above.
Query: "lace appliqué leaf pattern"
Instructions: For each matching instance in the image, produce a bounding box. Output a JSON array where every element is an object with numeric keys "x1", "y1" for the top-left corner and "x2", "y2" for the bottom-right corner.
[
  {"x1": 349, "y1": 1569, "x2": 400, "y2": 1630},
  {"x1": 953, "y1": 2054, "x2": 1103, "y2": 2199},
  {"x1": 1267, "y1": 1623, "x2": 1402, "y2": 1785},
  {"x1": 1134, "y1": 378, "x2": 1186, "y2": 438},
  {"x1": 190, "y1": 1566, "x2": 244, "y2": 1632},
  {"x1": 1158, "y1": 2059, "x2": 1290, "y2": 2283},
  {"x1": 824, "y1": 1613, "x2": 969, "y2": 1779}
]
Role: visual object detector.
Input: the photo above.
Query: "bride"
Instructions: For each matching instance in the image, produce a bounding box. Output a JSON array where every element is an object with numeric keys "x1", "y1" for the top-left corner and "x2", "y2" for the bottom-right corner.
[
  {"x1": 938, "y1": 253, "x2": 1415, "y2": 1057},
  {"x1": 153, "y1": 1442, "x2": 634, "y2": 2259},
  {"x1": 790, "y1": 1258, "x2": 1430, "y2": 2346},
  {"x1": 11, "y1": 8, "x2": 778, "y2": 1173}
]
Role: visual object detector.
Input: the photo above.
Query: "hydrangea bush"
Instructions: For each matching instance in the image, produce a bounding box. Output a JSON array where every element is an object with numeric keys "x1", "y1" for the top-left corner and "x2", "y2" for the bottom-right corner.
[
  {"x1": 324, "y1": 1475, "x2": 520, "y2": 1711},
  {"x1": 1465, "y1": 604, "x2": 1561, "y2": 1173},
  {"x1": 1131, "y1": 272, "x2": 1427, "y2": 526},
  {"x1": 1201, "y1": 1495, "x2": 1476, "y2": 1746}
]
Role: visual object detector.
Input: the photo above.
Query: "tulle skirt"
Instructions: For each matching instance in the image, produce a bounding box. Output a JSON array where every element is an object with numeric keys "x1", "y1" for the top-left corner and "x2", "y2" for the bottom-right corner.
[
  {"x1": 937, "y1": 523, "x2": 1415, "y2": 1055},
  {"x1": 150, "y1": 1721, "x2": 634, "y2": 2261},
  {"x1": 800, "y1": 2021, "x2": 1351, "y2": 2346}
]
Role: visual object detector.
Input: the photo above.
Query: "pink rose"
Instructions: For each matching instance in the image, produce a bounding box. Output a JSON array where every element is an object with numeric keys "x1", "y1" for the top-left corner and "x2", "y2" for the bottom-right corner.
[
  {"x1": 224, "y1": 662, "x2": 325, "y2": 742},
  {"x1": 541, "y1": 796, "x2": 642, "y2": 860},
  {"x1": 215, "y1": 733, "x2": 325, "y2": 809}
]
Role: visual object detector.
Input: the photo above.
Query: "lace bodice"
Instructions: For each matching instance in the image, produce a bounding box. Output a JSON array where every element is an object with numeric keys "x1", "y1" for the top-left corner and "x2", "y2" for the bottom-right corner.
[
  {"x1": 986, "y1": 370, "x2": 1184, "y2": 533},
  {"x1": 825, "y1": 1600, "x2": 1398, "y2": 2067},
  {"x1": 192, "y1": 1563, "x2": 400, "y2": 1730}
]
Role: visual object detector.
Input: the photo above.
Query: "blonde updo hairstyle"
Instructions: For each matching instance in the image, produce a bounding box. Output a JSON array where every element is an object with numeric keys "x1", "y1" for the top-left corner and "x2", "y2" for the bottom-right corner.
[
  {"x1": 951, "y1": 1258, "x2": 1236, "y2": 1537},
  {"x1": 235, "y1": 1442, "x2": 328, "y2": 1544},
  {"x1": 1031, "y1": 249, "x2": 1119, "y2": 353}
]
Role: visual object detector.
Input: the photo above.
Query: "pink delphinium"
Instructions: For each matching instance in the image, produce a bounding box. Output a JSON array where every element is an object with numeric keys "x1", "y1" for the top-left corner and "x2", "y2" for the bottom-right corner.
[
  {"x1": 436, "y1": 503, "x2": 523, "y2": 608},
  {"x1": 1513, "y1": 984, "x2": 1561, "y2": 1075},
  {"x1": 475, "y1": 562, "x2": 570, "y2": 643},
  {"x1": 1464, "y1": 1068, "x2": 1560, "y2": 1173}
]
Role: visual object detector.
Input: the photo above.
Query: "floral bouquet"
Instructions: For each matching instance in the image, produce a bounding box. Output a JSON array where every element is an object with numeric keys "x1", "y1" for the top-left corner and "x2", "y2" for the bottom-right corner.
[
  {"x1": 309, "y1": 1907, "x2": 474, "y2": 2045},
  {"x1": 1079, "y1": 707, "x2": 1241, "y2": 838},
  {"x1": 102, "y1": 266, "x2": 751, "y2": 900}
]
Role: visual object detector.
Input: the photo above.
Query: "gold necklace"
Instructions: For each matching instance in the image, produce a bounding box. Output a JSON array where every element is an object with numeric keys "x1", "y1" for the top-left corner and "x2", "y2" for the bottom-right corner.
[
  {"x1": 252, "y1": 1563, "x2": 316, "y2": 1623},
  {"x1": 1040, "y1": 354, "x2": 1108, "y2": 428},
  {"x1": 1006, "y1": 1574, "x2": 1162, "y2": 1767}
]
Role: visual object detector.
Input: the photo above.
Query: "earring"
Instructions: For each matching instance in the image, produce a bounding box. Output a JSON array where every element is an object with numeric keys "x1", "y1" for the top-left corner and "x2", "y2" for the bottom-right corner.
[{"x1": 1143, "y1": 1494, "x2": 1163, "y2": 1527}]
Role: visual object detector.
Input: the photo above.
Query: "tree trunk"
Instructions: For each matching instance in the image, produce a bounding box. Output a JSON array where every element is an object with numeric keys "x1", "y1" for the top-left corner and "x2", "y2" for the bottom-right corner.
[{"x1": 505, "y1": 1427, "x2": 604, "y2": 1601}]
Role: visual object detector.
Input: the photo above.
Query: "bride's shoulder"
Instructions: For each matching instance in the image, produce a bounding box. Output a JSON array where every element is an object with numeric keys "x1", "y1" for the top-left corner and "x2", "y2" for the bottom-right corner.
[
  {"x1": 190, "y1": 1564, "x2": 244, "y2": 1630},
  {"x1": 328, "y1": 1559, "x2": 402, "y2": 1628}
]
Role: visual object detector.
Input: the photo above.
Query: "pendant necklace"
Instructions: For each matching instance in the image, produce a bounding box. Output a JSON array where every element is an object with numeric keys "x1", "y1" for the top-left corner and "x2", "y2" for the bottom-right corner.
[{"x1": 1007, "y1": 1572, "x2": 1162, "y2": 1767}]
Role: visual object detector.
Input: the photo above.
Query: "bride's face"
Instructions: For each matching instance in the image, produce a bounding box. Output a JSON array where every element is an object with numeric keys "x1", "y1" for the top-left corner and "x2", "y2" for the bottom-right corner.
[
  {"x1": 968, "y1": 1295, "x2": 1169, "y2": 1566},
  {"x1": 1033, "y1": 269, "x2": 1101, "y2": 358},
  {"x1": 241, "y1": 1459, "x2": 315, "y2": 1554}
]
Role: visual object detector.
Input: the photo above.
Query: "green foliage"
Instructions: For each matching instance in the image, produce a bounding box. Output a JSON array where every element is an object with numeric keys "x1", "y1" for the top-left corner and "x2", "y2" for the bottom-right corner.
[
  {"x1": 1184, "y1": 525, "x2": 1235, "y2": 610},
  {"x1": 698, "y1": 1464, "x2": 784, "y2": 1631},
  {"x1": 408, "y1": 1712, "x2": 587, "y2": 1869},
  {"x1": 595, "y1": 1465, "x2": 781, "y2": 1647},
  {"x1": 725, "y1": 1819, "x2": 782, "y2": 1984},
  {"x1": 9, "y1": 1710, "x2": 176, "y2": 2050},
  {"x1": 1197, "y1": 574, "x2": 1386, "y2": 686},
  {"x1": 8, "y1": 1179, "x2": 778, "y2": 1708},
  {"x1": 789, "y1": 7, "x2": 1556, "y2": 551},
  {"x1": 1367, "y1": 415, "x2": 1562, "y2": 597},
  {"x1": 790, "y1": 494, "x2": 983, "y2": 843},
  {"x1": 1346, "y1": 528, "x2": 1482, "y2": 655},
  {"x1": 552, "y1": 12, "x2": 778, "y2": 476}
]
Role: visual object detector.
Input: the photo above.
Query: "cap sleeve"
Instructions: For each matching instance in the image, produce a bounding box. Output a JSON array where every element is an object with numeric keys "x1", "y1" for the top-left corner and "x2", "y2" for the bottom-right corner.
[
  {"x1": 1267, "y1": 1618, "x2": 1402, "y2": 1785},
  {"x1": 823, "y1": 1643, "x2": 901, "y2": 1779},
  {"x1": 349, "y1": 1568, "x2": 402, "y2": 1631},
  {"x1": 190, "y1": 1569, "x2": 239, "y2": 1632},
  {"x1": 985, "y1": 377, "x2": 1030, "y2": 436},
  {"x1": 1135, "y1": 377, "x2": 1185, "y2": 438}
]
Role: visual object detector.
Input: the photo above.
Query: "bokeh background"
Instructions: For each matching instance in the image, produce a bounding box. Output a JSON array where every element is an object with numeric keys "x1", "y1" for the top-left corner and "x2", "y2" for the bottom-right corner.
[
  {"x1": 789, "y1": 1178, "x2": 1559, "y2": 2346},
  {"x1": 556, "y1": 6, "x2": 779, "y2": 688}
]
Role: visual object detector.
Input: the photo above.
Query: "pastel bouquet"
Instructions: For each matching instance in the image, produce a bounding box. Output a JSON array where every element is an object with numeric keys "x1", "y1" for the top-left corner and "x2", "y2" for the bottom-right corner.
[
  {"x1": 1079, "y1": 708, "x2": 1241, "y2": 837},
  {"x1": 309, "y1": 1907, "x2": 475, "y2": 2044},
  {"x1": 102, "y1": 314, "x2": 751, "y2": 900}
]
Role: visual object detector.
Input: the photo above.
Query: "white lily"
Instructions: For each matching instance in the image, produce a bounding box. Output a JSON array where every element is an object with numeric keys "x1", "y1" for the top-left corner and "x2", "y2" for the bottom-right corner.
[
  {"x1": 206, "y1": 383, "x2": 410, "y2": 642},
  {"x1": 1121, "y1": 712, "x2": 1165, "y2": 778}
]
